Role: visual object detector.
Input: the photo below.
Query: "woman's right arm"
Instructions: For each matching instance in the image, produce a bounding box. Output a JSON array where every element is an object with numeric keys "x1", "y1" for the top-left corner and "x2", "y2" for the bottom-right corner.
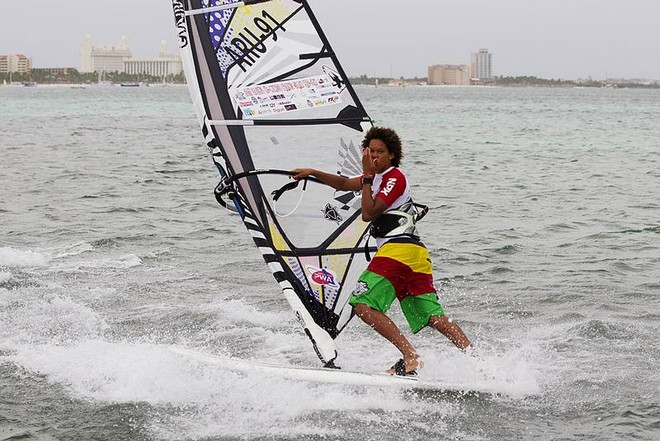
[{"x1": 292, "y1": 168, "x2": 362, "y2": 192}]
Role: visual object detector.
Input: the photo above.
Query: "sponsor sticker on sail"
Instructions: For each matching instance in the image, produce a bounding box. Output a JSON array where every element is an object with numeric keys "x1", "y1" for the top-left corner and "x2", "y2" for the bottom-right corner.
[
  {"x1": 233, "y1": 74, "x2": 342, "y2": 118},
  {"x1": 305, "y1": 265, "x2": 340, "y2": 288}
]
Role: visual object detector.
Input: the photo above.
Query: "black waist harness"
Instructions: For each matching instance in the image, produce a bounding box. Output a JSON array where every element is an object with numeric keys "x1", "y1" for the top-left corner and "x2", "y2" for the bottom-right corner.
[
  {"x1": 369, "y1": 201, "x2": 429, "y2": 239},
  {"x1": 364, "y1": 201, "x2": 429, "y2": 261}
]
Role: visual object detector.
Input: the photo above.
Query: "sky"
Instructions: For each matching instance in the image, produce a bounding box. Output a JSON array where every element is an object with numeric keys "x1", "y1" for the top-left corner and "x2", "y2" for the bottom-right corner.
[{"x1": 1, "y1": 0, "x2": 659, "y2": 80}]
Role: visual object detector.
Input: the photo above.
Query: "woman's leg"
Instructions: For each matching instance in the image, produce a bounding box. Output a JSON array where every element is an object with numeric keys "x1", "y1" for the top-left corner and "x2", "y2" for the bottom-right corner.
[
  {"x1": 428, "y1": 315, "x2": 471, "y2": 350},
  {"x1": 353, "y1": 303, "x2": 420, "y2": 373}
]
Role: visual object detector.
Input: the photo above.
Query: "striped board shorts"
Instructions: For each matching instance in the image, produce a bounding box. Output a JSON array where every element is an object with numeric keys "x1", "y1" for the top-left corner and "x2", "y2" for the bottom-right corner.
[{"x1": 349, "y1": 238, "x2": 444, "y2": 333}]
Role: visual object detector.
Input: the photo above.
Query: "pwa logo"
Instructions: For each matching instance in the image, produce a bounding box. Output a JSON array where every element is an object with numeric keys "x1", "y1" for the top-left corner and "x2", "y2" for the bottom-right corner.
[
  {"x1": 381, "y1": 177, "x2": 397, "y2": 196},
  {"x1": 305, "y1": 265, "x2": 340, "y2": 288}
]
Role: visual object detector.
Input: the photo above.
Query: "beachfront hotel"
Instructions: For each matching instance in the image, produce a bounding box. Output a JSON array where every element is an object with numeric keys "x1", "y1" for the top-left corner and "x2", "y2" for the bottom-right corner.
[
  {"x1": 427, "y1": 48, "x2": 493, "y2": 85},
  {"x1": 0, "y1": 54, "x2": 32, "y2": 73},
  {"x1": 79, "y1": 35, "x2": 182, "y2": 77},
  {"x1": 427, "y1": 64, "x2": 471, "y2": 85}
]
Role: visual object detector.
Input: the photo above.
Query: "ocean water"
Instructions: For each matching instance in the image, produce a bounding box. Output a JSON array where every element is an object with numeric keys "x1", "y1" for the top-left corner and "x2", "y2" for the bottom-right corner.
[{"x1": 0, "y1": 84, "x2": 658, "y2": 441}]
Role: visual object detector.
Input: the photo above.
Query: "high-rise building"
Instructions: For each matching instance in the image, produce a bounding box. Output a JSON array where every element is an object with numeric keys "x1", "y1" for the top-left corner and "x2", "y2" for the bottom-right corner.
[
  {"x1": 427, "y1": 64, "x2": 470, "y2": 86},
  {"x1": 79, "y1": 35, "x2": 94, "y2": 73},
  {"x1": 0, "y1": 54, "x2": 32, "y2": 73},
  {"x1": 471, "y1": 48, "x2": 492, "y2": 81}
]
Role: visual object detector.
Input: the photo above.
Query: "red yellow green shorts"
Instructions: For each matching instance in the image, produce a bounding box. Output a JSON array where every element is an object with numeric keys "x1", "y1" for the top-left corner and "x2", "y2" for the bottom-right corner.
[{"x1": 349, "y1": 239, "x2": 445, "y2": 333}]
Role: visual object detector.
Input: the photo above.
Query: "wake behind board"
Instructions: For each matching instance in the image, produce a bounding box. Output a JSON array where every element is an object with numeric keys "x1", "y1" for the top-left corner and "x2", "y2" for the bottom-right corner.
[{"x1": 172, "y1": 347, "x2": 452, "y2": 390}]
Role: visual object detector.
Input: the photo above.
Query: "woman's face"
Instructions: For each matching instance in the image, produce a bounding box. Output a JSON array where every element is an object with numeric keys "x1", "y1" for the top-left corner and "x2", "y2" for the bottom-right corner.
[{"x1": 367, "y1": 138, "x2": 394, "y2": 173}]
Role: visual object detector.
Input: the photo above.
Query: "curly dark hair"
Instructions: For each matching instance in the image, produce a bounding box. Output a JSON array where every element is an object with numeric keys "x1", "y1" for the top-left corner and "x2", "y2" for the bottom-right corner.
[{"x1": 361, "y1": 126, "x2": 403, "y2": 167}]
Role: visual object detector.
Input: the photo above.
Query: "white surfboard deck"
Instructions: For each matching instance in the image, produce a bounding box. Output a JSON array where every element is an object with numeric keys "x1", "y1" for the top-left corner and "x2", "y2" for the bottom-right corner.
[{"x1": 172, "y1": 347, "x2": 449, "y2": 389}]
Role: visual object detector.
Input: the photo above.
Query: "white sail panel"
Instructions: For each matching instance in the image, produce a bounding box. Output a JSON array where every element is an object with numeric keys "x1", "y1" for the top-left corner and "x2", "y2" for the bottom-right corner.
[{"x1": 173, "y1": 0, "x2": 373, "y2": 366}]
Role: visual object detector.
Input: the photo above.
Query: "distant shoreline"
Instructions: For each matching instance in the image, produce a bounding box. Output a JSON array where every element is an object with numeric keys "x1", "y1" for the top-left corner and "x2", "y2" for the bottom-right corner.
[
  {"x1": 2, "y1": 75, "x2": 659, "y2": 90},
  {"x1": 349, "y1": 75, "x2": 660, "y2": 89}
]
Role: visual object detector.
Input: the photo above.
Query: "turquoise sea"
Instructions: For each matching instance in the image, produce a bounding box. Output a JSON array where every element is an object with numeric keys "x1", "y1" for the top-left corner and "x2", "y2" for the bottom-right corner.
[{"x1": 1, "y1": 84, "x2": 658, "y2": 440}]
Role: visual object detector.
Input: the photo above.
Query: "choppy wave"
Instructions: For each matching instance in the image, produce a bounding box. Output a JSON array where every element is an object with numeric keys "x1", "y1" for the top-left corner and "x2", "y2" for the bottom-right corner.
[{"x1": 0, "y1": 247, "x2": 50, "y2": 268}]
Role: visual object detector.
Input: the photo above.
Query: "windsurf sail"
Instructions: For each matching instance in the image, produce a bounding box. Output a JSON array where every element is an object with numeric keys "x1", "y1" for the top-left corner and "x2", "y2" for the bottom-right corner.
[{"x1": 172, "y1": 0, "x2": 374, "y2": 366}]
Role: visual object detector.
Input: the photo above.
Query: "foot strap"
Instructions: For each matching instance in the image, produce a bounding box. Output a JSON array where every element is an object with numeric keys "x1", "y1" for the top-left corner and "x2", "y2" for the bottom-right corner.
[{"x1": 390, "y1": 358, "x2": 418, "y2": 377}]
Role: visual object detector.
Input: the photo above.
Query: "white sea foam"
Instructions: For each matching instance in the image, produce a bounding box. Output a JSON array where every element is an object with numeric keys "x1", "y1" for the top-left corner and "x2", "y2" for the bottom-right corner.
[
  {"x1": 81, "y1": 254, "x2": 143, "y2": 269},
  {"x1": 46, "y1": 241, "x2": 95, "y2": 259},
  {"x1": 0, "y1": 247, "x2": 49, "y2": 267},
  {"x1": 0, "y1": 292, "x2": 108, "y2": 348},
  {"x1": 0, "y1": 242, "x2": 98, "y2": 270},
  {"x1": 208, "y1": 298, "x2": 293, "y2": 328},
  {"x1": 417, "y1": 344, "x2": 543, "y2": 398},
  {"x1": 7, "y1": 341, "x2": 458, "y2": 439},
  {"x1": 0, "y1": 271, "x2": 11, "y2": 283},
  {"x1": 51, "y1": 254, "x2": 143, "y2": 271}
]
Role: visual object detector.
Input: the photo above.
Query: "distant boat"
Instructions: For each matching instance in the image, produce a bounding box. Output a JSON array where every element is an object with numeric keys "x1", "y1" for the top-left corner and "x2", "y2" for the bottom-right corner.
[
  {"x1": 23, "y1": 81, "x2": 37, "y2": 87},
  {"x1": 120, "y1": 83, "x2": 140, "y2": 87}
]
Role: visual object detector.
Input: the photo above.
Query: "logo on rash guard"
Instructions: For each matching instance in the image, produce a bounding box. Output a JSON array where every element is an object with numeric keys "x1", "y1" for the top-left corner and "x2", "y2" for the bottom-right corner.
[
  {"x1": 306, "y1": 265, "x2": 340, "y2": 288},
  {"x1": 381, "y1": 177, "x2": 397, "y2": 196}
]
